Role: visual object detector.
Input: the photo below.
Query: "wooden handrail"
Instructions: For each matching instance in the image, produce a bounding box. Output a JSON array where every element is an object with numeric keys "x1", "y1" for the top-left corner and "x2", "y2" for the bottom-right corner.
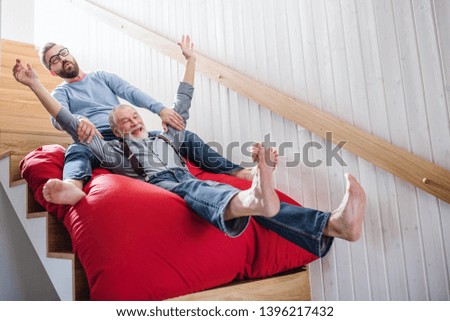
[{"x1": 72, "y1": 0, "x2": 450, "y2": 203}]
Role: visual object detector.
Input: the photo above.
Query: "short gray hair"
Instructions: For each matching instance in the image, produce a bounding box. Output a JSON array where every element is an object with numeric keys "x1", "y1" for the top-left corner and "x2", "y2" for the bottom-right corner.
[
  {"x1": 39, "y1": 42, "x2": 57, "y2": 70},
  {"x1": 109, "y1": 105, "x2": 133, "y2": 131}
]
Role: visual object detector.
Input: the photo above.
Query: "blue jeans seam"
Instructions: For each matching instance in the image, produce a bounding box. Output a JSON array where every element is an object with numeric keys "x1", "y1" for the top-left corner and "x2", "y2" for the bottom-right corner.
[
  {"x1": 258, "y1": 216, "x2": 321, "y2": 241},
  {"x1": 186, "y1": 194, "x2": 221, "y2": 210},
  {"x1": 317, "y1": 211, "x2": 333, "y2": 257}
]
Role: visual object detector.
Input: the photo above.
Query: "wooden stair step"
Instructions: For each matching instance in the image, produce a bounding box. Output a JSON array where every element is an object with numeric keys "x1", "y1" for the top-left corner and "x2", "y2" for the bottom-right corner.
[
  {"x1": 1, "y1": 66, "x2": 60, "y2": 87},
  {"x1": 0, "y1": 130, "x2": 71, "y2": 185},
  {"x1": 0, "y1": 75, "x2": 61, "y2": 92},
  {"x1": 24, "y1": 173, "x2": 90, "y2": 301},
  {"x1": 0, "y1": 99, "x2": 49, "y2": 110},
  {"x1": 0, "y1": 114, "x2": 70, "y2": 133},
  {"x1": 1, "y1": 39, "x2": 41, "y2": 56},
  {"x1": 2, "y1": 50, "x2": 42, "y2": 61},
  {"x1": 0, "y1": 102, "x2": 51, "y2": 119},
  {"x1": 2, "y1": 56, "x2": 44, "y2": 69},
  {"x1": 0, "y1": 87, "x2": 43, "y2": 103}
]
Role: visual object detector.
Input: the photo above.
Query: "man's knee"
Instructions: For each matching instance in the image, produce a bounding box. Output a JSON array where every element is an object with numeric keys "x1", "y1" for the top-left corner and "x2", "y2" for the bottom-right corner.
[
  {"x1": 65, "y1": 143, "x2": 97, "y2": 163},
  {"x1": 186, "y1": 130, "x2": 210, "y2": 144},
  {"x1": 66, "y1": 143, "x2": 91, "y2": 155}
]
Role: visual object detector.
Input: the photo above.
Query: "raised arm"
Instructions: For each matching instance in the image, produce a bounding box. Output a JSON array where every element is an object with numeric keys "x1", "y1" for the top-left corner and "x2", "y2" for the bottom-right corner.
[
  {"x1": 101, "y1": 71, "x2": 185, "y2": 132},
  {"x1": 163, "y1": 36, "x2": 196, "y2": 149},
  {"x1": 12, "y1": 60, "x2": 106, "y2": 158},
  {"x1": 13, "y1": 60, "x2": 63, "y2": 119},
  {"x1": 178, "y1": 35, "x2": 196, "y2": 87}
]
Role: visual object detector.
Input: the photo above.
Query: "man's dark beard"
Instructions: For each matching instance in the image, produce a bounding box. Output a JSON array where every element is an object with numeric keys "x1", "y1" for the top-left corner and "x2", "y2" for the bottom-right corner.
[{"x1": 56, "y1": 60, "x2": 80, "y2": 78}]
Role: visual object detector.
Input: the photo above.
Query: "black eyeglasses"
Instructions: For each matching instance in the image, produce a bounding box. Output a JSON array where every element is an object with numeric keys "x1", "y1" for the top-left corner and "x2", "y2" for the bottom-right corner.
[{"x1": 48, "y1": 48, "x2": 70, "y2": 67}]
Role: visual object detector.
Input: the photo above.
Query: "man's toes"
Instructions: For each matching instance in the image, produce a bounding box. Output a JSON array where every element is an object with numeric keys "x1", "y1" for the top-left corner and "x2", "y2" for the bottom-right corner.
[{"x1": 44, "y1": 179, "x2": 59, "y2": 191}]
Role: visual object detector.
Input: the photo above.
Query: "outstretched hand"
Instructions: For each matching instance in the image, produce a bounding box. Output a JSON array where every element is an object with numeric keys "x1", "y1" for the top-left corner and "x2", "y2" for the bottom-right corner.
[
  {"x1": 178, "y1": 35, "x2": 196, "y2": 61},
  {"x1": 12, "y1": 59, "x2": 39, "y2": 88}
]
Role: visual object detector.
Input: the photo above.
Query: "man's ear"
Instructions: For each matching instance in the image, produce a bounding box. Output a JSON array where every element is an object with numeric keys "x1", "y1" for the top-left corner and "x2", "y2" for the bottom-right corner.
[
  {"x1": 50, "y1": 70, "x2": 57, "y2": 77},
  {"x1": 112, "y1": 127, "x2": 121, "y2": 137}
]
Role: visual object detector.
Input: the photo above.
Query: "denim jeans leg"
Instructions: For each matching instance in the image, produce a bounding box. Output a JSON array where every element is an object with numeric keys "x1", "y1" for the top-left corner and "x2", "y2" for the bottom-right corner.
[
  {"x1": 180, "y1": 130, "x2": 243, "y2": 174},
  {"x1": 63, "y1": 143, "x2": 101, "y2": 183},
  {"x1": 253, "y1": 202, "x2": 334, "y2": 257},
  {"x1": 150, "y1": 170, "x2": 249, "y2": 237}
]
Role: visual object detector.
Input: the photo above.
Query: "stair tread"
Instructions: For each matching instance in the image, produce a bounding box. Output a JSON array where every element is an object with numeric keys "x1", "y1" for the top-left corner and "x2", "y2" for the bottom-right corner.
[
  {"x1": 48, "y1": 252, "x2": 75, "y2": 260},
  {"x1": 1, "y1": 39, "x2": 41, "y2": 56},
  {"x1": 10, "y1": 178, "x2": 26, "y2": 187},
  {"x1": 0, "y1": 150, "x2": 12, "y2": 160},
  {"x1": 27, "y1": 212, "x2": 47, "y2": 219},
  {"x1": 0, "y1": 114, "x2": 68, "y2": 133}
]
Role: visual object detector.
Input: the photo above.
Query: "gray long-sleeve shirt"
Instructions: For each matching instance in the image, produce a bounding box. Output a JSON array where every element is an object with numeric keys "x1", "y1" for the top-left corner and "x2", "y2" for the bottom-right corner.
[{"x1": 55, "y1": 82, "x2": 194, "y2": 181}]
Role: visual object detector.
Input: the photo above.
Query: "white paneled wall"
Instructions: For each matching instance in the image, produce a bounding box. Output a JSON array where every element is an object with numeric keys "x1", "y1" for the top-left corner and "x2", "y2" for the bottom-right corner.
[{"x1": 28, "y1": 0, "x2": 450, "y2": 300}]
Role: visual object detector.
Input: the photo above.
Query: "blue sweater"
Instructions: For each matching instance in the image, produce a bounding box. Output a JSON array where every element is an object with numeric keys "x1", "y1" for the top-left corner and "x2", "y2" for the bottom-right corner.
[{"x1": 51, "y1": 70, "x2": 164, "y2": 134}]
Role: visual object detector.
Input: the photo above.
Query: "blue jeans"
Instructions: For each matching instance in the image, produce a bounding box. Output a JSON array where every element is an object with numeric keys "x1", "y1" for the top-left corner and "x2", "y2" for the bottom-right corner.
[
  {"x1": 149, "y1": 130, "x2": 242, "y2": 174},
  {"x1": 149, "y1": 168, "x2": 334, "y2": 257},
  {"x1": 63, "y1": 130, "x2": 243, "y2": 183}
]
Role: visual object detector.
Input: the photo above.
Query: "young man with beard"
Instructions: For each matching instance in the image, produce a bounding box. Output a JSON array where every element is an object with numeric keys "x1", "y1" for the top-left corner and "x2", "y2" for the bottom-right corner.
[
  {"x1": 12, "y1": 35, "x2": 367, "y2": 258},
  {"x1": 25, "y1": 36, "x2": 252, "y2": 205}
]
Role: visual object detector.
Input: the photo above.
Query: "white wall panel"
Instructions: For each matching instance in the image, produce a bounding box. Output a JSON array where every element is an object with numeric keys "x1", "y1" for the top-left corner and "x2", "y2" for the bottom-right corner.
[{"x1": 28, "y1": 0, "x2": 449, "y2": 300}]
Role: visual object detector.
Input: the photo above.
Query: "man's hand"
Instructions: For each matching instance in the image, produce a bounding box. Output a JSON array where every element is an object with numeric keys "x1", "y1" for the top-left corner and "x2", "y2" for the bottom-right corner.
[
  {"x1": 77, "y1": 117, "x2": 103, "y2": 143},
  {"x1": 160, "y1": 107, "x2": 185, "y2": 132},
  {"x1": 178, "y1": 35, "x2": 196, "y2": 61},
  {"x1": 12, "y1": 59, "x2": 39, "y2": 88}
]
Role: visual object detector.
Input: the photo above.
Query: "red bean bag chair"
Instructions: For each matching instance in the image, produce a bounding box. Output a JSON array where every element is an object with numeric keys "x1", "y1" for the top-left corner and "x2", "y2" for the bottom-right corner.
[{"x1": 20, "y1": 144, "x2": 317, "y2": 300}]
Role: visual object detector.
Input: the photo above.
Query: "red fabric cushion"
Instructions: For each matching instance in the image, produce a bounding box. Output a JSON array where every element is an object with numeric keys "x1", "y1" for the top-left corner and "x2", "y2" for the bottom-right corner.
[{"x1": 21, "y1": 144, "x2": 317, "y2": 300}]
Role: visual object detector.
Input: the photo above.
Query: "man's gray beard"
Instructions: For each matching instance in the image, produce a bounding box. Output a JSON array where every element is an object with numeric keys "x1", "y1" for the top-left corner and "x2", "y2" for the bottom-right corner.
[{"x1": 123, "y1": 131, "x2": 149, "y2": 141}]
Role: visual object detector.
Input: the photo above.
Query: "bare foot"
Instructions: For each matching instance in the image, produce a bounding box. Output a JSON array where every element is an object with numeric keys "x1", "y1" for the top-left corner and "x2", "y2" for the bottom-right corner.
[
  {"x1": 229, "y1": 144, "x2": 279, "y2": 181},
  {"x1": 324, "y1": 173, "x2": 366, "y2": 241},
  {"x1": 250, "y1": 145, "x2": 280, "y2": 217},
  {"x1": 229, "y1": 145, "x2": 280, "y2": 218},
  {"x1": 43, "y1": 178, "x2": 86, "y2": 205},
  {"x1": 230, "y1": 168, "x2": 254, "y2": 180}
]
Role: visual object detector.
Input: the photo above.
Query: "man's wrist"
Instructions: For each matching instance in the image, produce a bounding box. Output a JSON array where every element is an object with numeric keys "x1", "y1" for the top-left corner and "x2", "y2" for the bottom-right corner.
[
  {"x1": 158, "y1": 106, "x2": 167, "y2": 116},
  {"x1": 29, "y1": 80, "x2": 43, "y2": 92}
]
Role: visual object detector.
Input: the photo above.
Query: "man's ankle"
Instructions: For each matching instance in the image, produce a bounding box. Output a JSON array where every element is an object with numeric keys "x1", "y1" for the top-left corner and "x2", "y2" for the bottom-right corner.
[{"x1": 64, "y1": 179, "x2": 84, "y2": 191}]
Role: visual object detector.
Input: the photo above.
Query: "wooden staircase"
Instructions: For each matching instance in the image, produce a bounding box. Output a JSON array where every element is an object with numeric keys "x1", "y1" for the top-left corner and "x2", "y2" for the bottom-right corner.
[
  {"x1": 0, "y1": 39, "x2": 88, "y2": 300},
  {"x1": 0, "y1": 39, "x2": 311, "y2": 301}
]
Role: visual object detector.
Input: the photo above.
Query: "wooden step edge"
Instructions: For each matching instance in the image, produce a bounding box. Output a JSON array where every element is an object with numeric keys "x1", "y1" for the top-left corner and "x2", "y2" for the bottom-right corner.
[
  {"x1": 1, "y1": 127, "x2": 70, "y2": 137},
  {"x1": 0, "y1": 150, "x2": 12, "y2": 160},
  {"x1": 48, "y1": 239, "x2": 90, "y2": 300},
  {"x1": 10, "y1": 178, "x2": 26, "y2": 187},
  {"x1": 27, "y1": 211, "x2": 47, "y2": 219},
  {"x1": 1, "y1": 38, "x2": 39, "y2": 50},
  {"x1": 47, "y1": 251, "x2": 75, "y2": 260},
  {"x1": 168, "y1": 267, "x2": 310, "y2": 301},
  {"x1": 46, "y1": 212, "x2": 90, "y2": 300}
]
